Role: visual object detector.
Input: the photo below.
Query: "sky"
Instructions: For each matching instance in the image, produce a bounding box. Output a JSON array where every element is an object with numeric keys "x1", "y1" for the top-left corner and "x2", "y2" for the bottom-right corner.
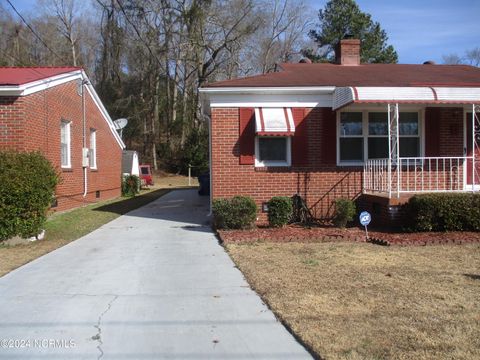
[
  {"x1": 6, "y1": 0, "x2": 480, "y2": 65},
  {"x1": 309, "y1": 0, "x2": 480, "y2": 64}
]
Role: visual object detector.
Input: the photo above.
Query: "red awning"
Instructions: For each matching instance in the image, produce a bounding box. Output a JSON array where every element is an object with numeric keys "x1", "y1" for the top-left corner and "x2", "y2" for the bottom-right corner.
[{"x1": 254, "y1": 108, "x2": 295, "y2": 136}]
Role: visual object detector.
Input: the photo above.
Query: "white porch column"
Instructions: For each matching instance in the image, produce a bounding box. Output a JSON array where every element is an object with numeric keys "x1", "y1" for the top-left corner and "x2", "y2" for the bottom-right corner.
[{"x1": 387, "y1": 103, "x2": 400, "y2": 198}]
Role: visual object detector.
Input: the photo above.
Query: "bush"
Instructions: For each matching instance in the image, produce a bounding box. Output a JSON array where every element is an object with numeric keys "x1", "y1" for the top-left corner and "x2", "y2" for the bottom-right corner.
[
  {"x1": 406, "y1": 193, "x2": 480, "y2": 232},
  {"x1": 122, "y1": 175, "x2": 140, "y2": 197},
  {"x1": 268, "y1": 196, "x2": 293, "y2": 227},
  {"x1": 333, "y1": 198, "x2": 356, "y2": 228},
  {"x1": 212, "y1": 196, "x2": 257, "y2": 229},
  {"x1": 0, "y1": 151, "x2": 59, "y2": 241}
]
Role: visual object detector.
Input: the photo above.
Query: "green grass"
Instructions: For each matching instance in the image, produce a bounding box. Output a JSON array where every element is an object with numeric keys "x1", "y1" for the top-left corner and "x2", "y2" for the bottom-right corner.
[
  {"x1": 45, "y1": 188, "x2": 170, "y2": 242},
  {"x1": 0, "y1": 188, "x2": 170, "y2": 277}
]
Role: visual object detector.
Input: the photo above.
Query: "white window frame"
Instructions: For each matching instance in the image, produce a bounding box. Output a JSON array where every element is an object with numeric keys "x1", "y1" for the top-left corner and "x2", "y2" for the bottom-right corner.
[
  {"x1": 60, "y1": 120, "x2": 71, "y2": 168},
  {"x1": 90, "y1": 129, "x2": 97, "y2": 169},
  {"x1": 337, "y1": 108, "x2": 424, "y2": 166},
  {"x1": 255, "y1": 136, "x2": 291, "y2": 167},
  {"x1": 338, "y1": 111, "x2": 364, "y2": 165}
]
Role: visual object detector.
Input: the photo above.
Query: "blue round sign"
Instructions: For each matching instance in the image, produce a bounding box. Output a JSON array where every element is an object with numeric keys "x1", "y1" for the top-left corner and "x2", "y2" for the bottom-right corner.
[{"x1": 359, "y1": 211, "x2": 371, "y2": 226}]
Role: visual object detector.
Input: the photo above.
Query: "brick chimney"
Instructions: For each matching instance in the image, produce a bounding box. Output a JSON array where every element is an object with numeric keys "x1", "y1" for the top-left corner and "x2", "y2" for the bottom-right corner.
[{"x1": 335, "y1": 39, "x2": 361, "y2": 65}]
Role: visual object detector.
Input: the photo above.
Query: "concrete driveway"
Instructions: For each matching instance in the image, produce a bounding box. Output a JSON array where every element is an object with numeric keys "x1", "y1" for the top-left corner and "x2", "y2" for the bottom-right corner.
[{"x1": 0, "y1": 189, "x2": 312, "y2": 359}]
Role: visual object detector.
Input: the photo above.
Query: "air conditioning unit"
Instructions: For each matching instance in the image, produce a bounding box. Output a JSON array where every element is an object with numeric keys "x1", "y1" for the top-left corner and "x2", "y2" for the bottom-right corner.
[{"x1": 82, "y1": 148, "x2": 90, "y2": 168}]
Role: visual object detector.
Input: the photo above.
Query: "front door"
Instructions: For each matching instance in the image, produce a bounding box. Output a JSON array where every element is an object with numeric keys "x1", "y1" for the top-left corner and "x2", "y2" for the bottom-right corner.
[{"x1": 466, "y1": 112, "x2": 480, "y2": 188}]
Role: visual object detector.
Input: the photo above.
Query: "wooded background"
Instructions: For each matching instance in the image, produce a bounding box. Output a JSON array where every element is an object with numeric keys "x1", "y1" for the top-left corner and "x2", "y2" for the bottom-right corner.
[
  {"x1": 1, "y1": 0, "x2": 321, "y2": 174},
  {"x1": 7, "y1": 0, "x2": 476, "y2": 175}
]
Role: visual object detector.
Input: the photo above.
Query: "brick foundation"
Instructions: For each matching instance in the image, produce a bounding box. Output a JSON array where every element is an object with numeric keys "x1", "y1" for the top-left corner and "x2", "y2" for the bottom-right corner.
[{"x1": 211, "y1": 107, "x2": 465, "y2": 225}]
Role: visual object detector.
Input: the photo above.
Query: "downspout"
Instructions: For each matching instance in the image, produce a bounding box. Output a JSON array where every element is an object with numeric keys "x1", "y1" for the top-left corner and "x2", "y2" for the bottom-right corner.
[
  {"x1": 206, "y1": 113, "x2": 212, "y2": 216},
  {"x1": 82, "y1": 78, "x2": 89, "y2": 197}
]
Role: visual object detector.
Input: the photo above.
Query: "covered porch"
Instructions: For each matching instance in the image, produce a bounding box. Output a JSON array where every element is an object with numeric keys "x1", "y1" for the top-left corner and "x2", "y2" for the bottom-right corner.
[{"x1": 333, "y1": 86, "x2": 480, "y2": 198}]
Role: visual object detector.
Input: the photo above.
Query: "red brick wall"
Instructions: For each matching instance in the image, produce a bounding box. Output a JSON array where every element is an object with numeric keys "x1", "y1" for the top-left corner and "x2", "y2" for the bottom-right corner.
[
  {"x1": 0, "y1": 96, "x2": 26, "y2": 150},
  {"x1": 211, "y1": 107, "x2": 465, "y2": 224},
  {"x1": 0, "y1": 81, "x2": 122, "y2": 211},
  {"x1": 212, "y1": 107, "x2": 362, "y2": 223}
]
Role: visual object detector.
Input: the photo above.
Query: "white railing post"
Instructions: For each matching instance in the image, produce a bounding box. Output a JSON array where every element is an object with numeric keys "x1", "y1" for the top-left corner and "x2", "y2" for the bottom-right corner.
[
  {"x1": 364, "y1": 156, "x2": 473, "y2": 195},
  {"x1": 473, "y1": 104, "x2": 479, "y2": 191}
]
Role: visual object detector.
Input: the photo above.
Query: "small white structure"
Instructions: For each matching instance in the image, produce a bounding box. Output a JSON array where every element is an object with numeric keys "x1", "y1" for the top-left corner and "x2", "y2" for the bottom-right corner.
[{"x1": 122, "y1": 150, "x2": 140, "y2": 176}]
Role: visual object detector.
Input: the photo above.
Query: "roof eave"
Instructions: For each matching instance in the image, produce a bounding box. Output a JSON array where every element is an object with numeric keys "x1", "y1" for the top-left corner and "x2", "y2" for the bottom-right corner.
[
  {"x1": 0, "y1": 69, "x2": 84, "y2": 96},
  {"x1": 199, "y1": 86, "x2": 336, "y2": 95}
]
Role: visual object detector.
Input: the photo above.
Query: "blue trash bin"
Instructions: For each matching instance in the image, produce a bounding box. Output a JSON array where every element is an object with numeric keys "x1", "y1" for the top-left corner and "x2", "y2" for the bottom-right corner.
[{"x1": 197, "y1": 173, "x2": 210, "y2": 196}]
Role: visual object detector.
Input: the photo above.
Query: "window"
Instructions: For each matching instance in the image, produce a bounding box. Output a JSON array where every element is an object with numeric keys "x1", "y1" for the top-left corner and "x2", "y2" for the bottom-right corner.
[
  {"x1": 89, "y1": 129, "x2": 97, "y2": 169},
  {"x1": 399, "y1": 112, "x2": 420, "y2": 157},
  {"x1": 339, "y1": 112, "x2": 363, "y2": 162},
  {"x1": 60, "y1": 121, "x2": 71, "y2": 168},
  {"x1": 255, "y1": 136, "x2": 291, "y2": 167},
  {"x1": 368, "y1": 112, "x2": 388, "y2": 159},
  {"x1": 338, "y1": 111, "x2": 421, "y2": 165}
]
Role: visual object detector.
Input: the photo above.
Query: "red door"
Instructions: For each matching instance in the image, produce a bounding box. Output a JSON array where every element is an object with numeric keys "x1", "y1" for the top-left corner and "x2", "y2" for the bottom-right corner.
[{"x1": 466, "y1": 112, "x2": 480, "y2": 186}]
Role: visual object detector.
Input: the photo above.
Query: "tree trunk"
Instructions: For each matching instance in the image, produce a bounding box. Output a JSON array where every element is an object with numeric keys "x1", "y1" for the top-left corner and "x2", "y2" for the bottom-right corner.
[{"x1": 152, "y1": 73, "x2": 160, "y2": 170}]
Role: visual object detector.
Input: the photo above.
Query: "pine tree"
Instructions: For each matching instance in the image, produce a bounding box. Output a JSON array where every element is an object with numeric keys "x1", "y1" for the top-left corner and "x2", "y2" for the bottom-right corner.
[{"x1": 307, "y1": 0, "x2": 398, "y2": 63}]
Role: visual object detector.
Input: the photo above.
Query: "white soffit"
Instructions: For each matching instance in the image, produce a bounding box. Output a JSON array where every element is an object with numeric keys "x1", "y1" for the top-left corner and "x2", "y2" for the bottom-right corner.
[
  {"x1": 0, "y1": 69, "x2": 125, "y2": 149},
  {"x1": 333, "y1": 86, "x2": 480, "y2": 110},
  {"x1": 82, "y1": 71, "x2": 125, "y2": 149},
  {"x1": 200, "y1": 86, "x2": 334, "y2": 108},
  {"x1": 0, "y1": 70, "x2": 84, "y2": 96}
]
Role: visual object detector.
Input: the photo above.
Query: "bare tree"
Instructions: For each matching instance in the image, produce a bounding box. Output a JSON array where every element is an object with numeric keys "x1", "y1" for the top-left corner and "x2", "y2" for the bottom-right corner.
[
  {"x1": 241, "y1": 0, "x2": 314, "y2": 75},
  {"x1": 443, "y1": 47, "x2": 480, "y2": 67}
]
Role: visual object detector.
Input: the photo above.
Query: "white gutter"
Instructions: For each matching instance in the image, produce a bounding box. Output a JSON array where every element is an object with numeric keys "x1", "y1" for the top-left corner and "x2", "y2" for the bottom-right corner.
[
  {"x1": 0, "y1": 70, "x2": 84, "y2": 96},
  {"x1": 81, "y1": 70, "x2": 125, "y2": 149},
  {"x1": 199, "y1": 86, "x2": 335, "y2": 95},
  {"x1": 0, "y1": 69, "x2": 125, "y2": 150}
]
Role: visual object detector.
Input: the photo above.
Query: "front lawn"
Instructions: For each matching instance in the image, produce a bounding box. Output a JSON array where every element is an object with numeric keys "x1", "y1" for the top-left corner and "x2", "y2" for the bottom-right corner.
[
  {"x1": 226, "y1": 241, "x2": 480, "y2": 360},
  {"x1": 0, "y1": 188, "x2": 169, "y2": 277}
]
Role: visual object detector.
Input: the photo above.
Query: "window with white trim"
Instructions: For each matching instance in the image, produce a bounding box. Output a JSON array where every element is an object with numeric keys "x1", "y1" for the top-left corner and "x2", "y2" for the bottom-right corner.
[
  {"x1": 255, "y1": 136, "x2": 291, "y2": 167},
  {"x1": 339, "y1": 112, "x2": 364, "y2": 162},
  {"x1": 399, "y1": 112, "x2": 420, "y2": 157},
  {"x1": 60, "y1": 120, "x2": 71, "y2": 168},
  {"x1": 338, "y1": 111, "x2": 421, "y2": 164},
  {"x1": 89, "y1": 129, "x2": 97, "y2": 169}
]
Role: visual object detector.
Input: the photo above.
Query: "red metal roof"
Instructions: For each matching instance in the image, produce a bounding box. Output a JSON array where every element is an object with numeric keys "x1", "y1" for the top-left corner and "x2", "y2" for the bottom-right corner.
[
  {"x1": 204, "y1": 63, "x2": 480, "y2": 88},
  {"x1": 0, "y1": 67, "x2": 81, "y2": 86}
]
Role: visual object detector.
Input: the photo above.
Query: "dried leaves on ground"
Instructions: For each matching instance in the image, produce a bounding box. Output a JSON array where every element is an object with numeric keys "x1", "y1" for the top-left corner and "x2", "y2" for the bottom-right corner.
[{"x1": 227, "y1": 241, "x2": 480, "y2": 360}]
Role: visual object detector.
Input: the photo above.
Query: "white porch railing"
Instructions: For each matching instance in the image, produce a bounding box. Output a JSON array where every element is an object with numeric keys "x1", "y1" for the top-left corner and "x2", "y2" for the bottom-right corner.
[{"x1": 363, "y1": 156, "x2": 475, "y2": 198}]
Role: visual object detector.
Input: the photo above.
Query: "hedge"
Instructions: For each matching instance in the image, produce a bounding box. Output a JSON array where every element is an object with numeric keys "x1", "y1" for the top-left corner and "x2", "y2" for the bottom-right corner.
[
  {"x1": 406, "y1": 193, "x2": 480, "y2": 232},
  {"x1": 333, "y1": 198, "x2": 356, "y2": 228},
  {"x1": 122, "y1": 174, "x2": 141, "y2": 197},
  {"x1": 268, "y1": 196, "x2": 293, "y2": 227},
  {"x1": 0, "y1": 151, "x2": 59, "y2": 241},
  {"x1": 212, "y1": 196, "x2": 257, "y2": 230}
]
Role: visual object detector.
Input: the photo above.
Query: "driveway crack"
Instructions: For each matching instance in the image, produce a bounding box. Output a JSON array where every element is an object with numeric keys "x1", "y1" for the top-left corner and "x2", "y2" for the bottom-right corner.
[{"x1": 92, "y1": 295, "x2": 118, "y2": 360}]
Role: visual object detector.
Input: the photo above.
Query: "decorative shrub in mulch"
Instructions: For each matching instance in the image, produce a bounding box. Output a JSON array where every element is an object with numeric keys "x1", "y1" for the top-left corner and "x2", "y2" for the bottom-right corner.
[{"x1": 217, "y1": 224, "x2": 480, "y2": 246}]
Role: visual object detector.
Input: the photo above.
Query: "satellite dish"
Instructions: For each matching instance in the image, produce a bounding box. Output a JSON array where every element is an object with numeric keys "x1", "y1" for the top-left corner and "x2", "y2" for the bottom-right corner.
[
  {"x1": 113, "y1": 118, "x2": 128, "y2": 139},
  {"x1": 113, "y1": 118, "x2": 128, "y2": 130}
]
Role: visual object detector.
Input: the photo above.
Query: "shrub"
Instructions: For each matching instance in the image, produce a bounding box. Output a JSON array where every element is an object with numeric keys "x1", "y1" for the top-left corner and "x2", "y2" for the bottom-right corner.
[
  {"x1": 333, "y1": 198, "x2": 356, "y2": 228},
  {"x1": 122, "y1": 175, "x2": 140, "y2": 197},
  {"x1": 0, "y1": 151, "x2": 59, "y2": 241},
  {"x1": 268, "y1": 196, "x2": 293, "y2": 227},
  {"x1": 406, "y1": 193, "x2": 480, "y2": 232},
  {"x1": 212, "y1": 196, "x2": 257, "y2": 229}
]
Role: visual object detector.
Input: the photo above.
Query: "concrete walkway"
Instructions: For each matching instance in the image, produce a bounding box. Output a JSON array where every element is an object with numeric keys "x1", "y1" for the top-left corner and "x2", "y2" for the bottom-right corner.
[{"x1": 0, "y1": 189, "x2": 312, "y2": 359}]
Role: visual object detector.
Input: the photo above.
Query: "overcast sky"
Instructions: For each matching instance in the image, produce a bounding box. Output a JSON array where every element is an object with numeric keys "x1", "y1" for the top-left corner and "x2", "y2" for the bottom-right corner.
[
  {"x1": 7, "y1": 0, "x2": 480, "y2": 65},
  {"x1": 310, "y1": 0, "x2": 480, "y2": 64}
]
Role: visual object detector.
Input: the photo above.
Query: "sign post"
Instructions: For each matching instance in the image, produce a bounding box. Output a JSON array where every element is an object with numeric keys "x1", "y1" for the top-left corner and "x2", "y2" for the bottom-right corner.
[{"x1": 359, "y1": 211, "x2": 371, "y2": 241}]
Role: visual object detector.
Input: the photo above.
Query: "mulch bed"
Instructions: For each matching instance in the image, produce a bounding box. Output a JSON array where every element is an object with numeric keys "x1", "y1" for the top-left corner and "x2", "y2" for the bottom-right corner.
[{"x1": 218, "y1": 224, "x2": 480, "y2": 246}]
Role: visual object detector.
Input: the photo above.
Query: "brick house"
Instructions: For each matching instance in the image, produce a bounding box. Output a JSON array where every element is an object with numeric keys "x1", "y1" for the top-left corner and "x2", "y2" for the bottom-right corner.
[
  {"x1": 0, "y1": 67, "x2": 125, "y2": 211},
  {"x1": 200, "y1": 40, "x2": 480, "y2": 226}
]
